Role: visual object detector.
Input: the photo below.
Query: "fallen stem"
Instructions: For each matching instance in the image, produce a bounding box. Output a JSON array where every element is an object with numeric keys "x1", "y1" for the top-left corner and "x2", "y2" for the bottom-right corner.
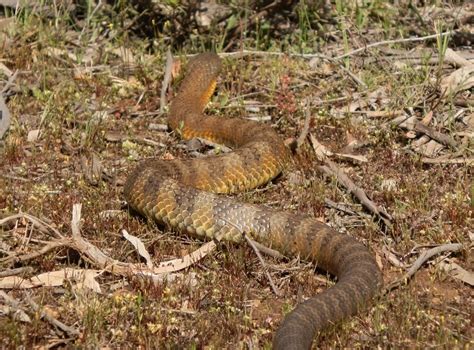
[
  {"x1": 384, "y1": 243, "x2": 463, "y2": 293},
  {"x1": 25, "y1": 294, "x2": 80, "y2": 336},
  {"x1": 336, "y1": 31, "x2": 453, "y2": 60}
]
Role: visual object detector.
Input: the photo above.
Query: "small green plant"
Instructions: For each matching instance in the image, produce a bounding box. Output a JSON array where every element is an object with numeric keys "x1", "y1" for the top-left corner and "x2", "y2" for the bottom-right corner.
[{"x1": 434, "y1": 20, "x2": 450, "y2": 75}]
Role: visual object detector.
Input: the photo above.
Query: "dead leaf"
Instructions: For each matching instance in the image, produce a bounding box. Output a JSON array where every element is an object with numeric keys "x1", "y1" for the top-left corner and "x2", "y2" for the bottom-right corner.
[
  {"x1": 81, "y1": 154, "x2": 102, "y2": 186},
  {"x1": 0, "y1": 17, "x2": 15, "y2": 50},
  {"x1": 440, "y1": 65, "x2": 474, "y2": 94},
  {"x1": 27, "y1": 129, "x2": 40, "y2": 142},
  {"x1": 0, "y1": 268, "x2": 101, "y2": 291},
  {"x1": 171, "y1": 59, "x2": 181, "y2": 80},
  {"x1": 414, "y1": 139, "x2": 444, "y2": 157},
  {"x1": 1, "y1": 0, "x2": 34, "y2": 6},
  {"x1": 195, "y1": 2, "x2": 231, "y2": 28},
  {"x1": 444, "y1": 48, "x2": 472, "y2": 68},
  {"x1": 122, "y1": 229, "x2": 154, "y2": 269},
  {"x1": 104, "y1": 131, "x2": 125, "y2": 142},
  {"x1": 0, "y1": 304, "x2": 31, "y2": 322},
  {"x1": 0, "y1": 16, "x2": 15, "y2": 30},
  {"x1": 0, "y1": 0, "x2": 20, "y2": 6},
  {"x1": 309, "y1": 133, "x2": 333, "y2": 160},
  {"x1": 75, "y1": 271, "x2": 102, "y2": 293},
  {"x1": 439, "y1": 260, "x2": 474, "y2": 286},
  {"x1": 0, "y1": 62, "x2": 13, "y2": 78},
  {"x1": 46, "y1": 47, "x2": 78, "y2": 62},
  {"x1": 33, "y1": 269, "x2": 100, "y2": 289},
  {"x1": 394, "y1": 115, "x2": 417, "y2": 130},
  {"x1": 0, "y1": 276, "x2": 38, "y2": 289},
  {"x1": 420, "y1": 111, "x2": 433, "y2": 125},
  {"x1": 110, "y1": 47, "x2": 135, "y2": 63}
]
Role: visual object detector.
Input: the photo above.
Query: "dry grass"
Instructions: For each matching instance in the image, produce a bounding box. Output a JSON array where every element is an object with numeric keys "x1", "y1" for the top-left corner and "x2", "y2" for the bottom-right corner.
[{"x1": 0, "y1": 1, "x2": 472, "y2": 349}]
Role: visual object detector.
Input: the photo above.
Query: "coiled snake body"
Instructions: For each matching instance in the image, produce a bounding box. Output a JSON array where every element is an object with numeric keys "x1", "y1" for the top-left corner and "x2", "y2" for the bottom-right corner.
[{"x1": 124, "y1": 53, "x2": 382, "y2": 349}]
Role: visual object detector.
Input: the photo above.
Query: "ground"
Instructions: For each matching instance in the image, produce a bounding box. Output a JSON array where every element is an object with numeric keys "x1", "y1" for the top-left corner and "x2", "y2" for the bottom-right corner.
[{"x1": 0, "y1": 1, "x2": 472, "y2": 349}]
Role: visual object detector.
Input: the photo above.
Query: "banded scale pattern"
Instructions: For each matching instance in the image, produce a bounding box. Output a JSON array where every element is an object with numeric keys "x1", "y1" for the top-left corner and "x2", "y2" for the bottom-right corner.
[{"x1": 124, "y1": 52, "x2": 382, "y2": 349}]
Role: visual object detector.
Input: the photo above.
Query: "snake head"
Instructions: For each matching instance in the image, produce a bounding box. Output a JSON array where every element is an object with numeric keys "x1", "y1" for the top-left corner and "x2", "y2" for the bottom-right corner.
[{"x1": 184, "y1": 52, "x2": 222, "y2": 112}]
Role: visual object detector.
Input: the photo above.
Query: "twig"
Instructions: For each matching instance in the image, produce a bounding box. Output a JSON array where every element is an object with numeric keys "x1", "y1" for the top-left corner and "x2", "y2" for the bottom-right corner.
[
  {"x1": 247, "y1": 238, "x2": 285, "y2": 260},
  {"x1": 0, "y1": 266, "x2": 34, "y2": 278},
  {"x1": 0, "y1": 209, "x2": 218, "y2": 281},
  {"x1": 308, "y1": 133, "x2": 391, "y2": 225},
  {"x1": 71, "y1": 203, "x2": 218, "y2": 276},
  {"x1": 160, "y1": 49, "x2": 174, "y2": 113},
  {"x1": 319, "y1": 159, "x2": 392, "y2": 227},
  {"x1": 25, "y1": 294, "x2": 80, "y2": 336},
  {"x1": 421, "y1": 157, "x2": 474, "y2": 165},
  {"x1": 0, "y1": 241, "x2": 68, "y2": 264},
  {"x1": 196, "y1": 137, "x2": 232, "y2": 153},
  {"x1": 0, "y1": 290, "x2": 31, "y2": 323},
  {"x1": 325, "y1": 60, "x2": 367, "y2": 88},
  {"x1": 336, "y1": 31, "x2": 453, "y2": 60},
  {"x1": 244, "y1": 235, "x2": 280, "y2": 296},
  {"x1": 296, "y1": 100, "x2": 311, "y2": 150},
  {"x1": 384, "y1": 243, "x2": 463, "y2": 292},
  {"x1": 1, "y1": 69, "x2": 19, "y2": 95},
  {"x1": 216, "y1": 216, "x2": 281, "y2": 295},
  {"x1": 414, "y1": 122, "x2": 457, "y2": 149},
  {"x1": 0, "y1": 213, "x2": 64, "y2": 239},
  {"x1": 381, "y1": 246, "x2": 408, "y2": 269},
  {"x1": 324, "y1": 199, "x2": 358, "y2": 216}
]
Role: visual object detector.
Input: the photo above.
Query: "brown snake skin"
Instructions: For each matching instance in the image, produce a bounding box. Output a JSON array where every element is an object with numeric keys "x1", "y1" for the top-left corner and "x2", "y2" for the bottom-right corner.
[{"x1": 124, "y1": 52, "x2": 383, "y2": 349}]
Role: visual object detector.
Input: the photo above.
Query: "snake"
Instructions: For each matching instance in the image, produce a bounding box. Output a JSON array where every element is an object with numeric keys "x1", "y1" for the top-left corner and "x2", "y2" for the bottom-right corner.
[{"x1": 124, "y1": 52, "x2": 383, "y2": 349}]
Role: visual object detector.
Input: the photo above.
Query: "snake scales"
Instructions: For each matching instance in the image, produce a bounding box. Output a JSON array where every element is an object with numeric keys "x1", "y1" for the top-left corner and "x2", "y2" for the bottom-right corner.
[{"x1": 124, "y1": 52, "x2": 382, "y2": 349}]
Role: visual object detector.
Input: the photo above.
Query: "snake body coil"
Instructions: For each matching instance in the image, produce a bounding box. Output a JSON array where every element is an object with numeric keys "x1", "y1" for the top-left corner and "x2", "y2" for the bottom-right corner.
[{"x1": 124, "y1": 53, "x2": 382, "y2": 349}]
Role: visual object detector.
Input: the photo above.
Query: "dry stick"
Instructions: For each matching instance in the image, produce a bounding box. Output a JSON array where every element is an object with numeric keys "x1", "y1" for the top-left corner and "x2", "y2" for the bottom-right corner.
[
  {"x1": 244, "y1": 235, "x2": 281, "y2": 296},
  {"x1": 25, "y1": 294, "x2": 80, "y2": 337},
  {"x1": 319, "y1": 159, "x2": 392, "y2": 227},
  {"x1": 160, "y1": 49, "x2": 174, "y2": 113},
  {"x1": 0, "y1": 213, "x2": 64, "y2": 239},
  {"x1": 0, "y1": 241, "x2": 68, "y2": 264},
  {"x1": 0, "y1": 266, "x2": 34, "y2": 278},
  {"x1": 384, "y1": 243, "x2": 463, "y2": 293},
  {"x1": 336, "y1": 31, "x2": 453, "y2": 60},
  {"x1": 421, "y1": 157, "x2": 474, "y2": 165},
  {"x1": 0, "y1": 210, "x2": 217, "y2": 280},
  {"x1": 217, "y1": 216, "x2": 281, "y2": 296},
  {"x1": 296, "y1": 100, "x2": 311, "y2": 150},
  {"x1": 414, "y1": 122, "x2": 458, "y2": 149},
  {"x1": 247, "y1": 238, "x2": 285, "y2": 260},
  {"x1": 1, "y1": 69, "x2": 18, "y2": 95},
  {"x1": 329, "y1": 61, "x2": 367, "y2": 88},
  {"x1": 324, "y1": 198, "x2": 358, "y2": 216},
  {"x1": 70, "y1": 204, "x2": 219, "y2": 276},
  {"x1": 0, "y1": 290, "x2": 31, "y2": 323},
  {"x1": 307, "y1": 134, "x2": 391, "y2": 224}
]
